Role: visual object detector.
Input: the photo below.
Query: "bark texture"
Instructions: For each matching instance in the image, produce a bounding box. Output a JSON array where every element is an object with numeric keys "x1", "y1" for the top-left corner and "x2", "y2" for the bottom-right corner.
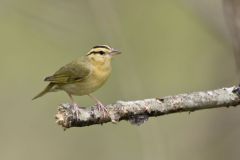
[{"x1": 55, "y1": 86, "x2": 240, "y2": 129}]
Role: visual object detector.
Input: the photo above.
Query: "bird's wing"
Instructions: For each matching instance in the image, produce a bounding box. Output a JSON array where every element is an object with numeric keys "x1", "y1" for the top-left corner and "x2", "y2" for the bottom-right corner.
[{"x1": 44, "y1": 59, "x2": 91, "y2": 84}]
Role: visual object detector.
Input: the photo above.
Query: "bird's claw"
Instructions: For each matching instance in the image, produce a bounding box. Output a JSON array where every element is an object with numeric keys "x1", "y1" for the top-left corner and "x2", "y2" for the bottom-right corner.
[
  {"x1": 73, "y1": 103, "x2": 80, "y2": 119},
  {"x1": 96, "y1": 102, "x2": 109, "y2": 118}
]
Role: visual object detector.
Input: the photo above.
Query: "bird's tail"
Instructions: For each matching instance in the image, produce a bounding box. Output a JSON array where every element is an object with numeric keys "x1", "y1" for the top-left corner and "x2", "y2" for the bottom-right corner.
[{"x1": 32, "y1": 83, "x2": 55, "y2": 100}]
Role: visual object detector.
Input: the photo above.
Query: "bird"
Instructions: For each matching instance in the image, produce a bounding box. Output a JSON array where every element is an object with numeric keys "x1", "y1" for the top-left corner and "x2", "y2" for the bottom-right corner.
[{"x1": 33, "y1": 45, "x2": 121, "y2": 115}]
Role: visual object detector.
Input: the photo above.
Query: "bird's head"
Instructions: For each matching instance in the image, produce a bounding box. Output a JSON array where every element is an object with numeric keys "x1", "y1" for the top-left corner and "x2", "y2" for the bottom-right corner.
[{"x1": 86, "y1": 45, "x2": 121, "y2": 65}]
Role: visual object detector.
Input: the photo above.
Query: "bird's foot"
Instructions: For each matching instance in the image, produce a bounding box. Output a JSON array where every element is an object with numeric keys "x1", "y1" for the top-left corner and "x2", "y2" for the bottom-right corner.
[
  {"x1": 96, "y1": 102, "x2": 109, "y2": 118},
  {"x1": 72, "y1": 103, "x2": 81, "y2": 119}
]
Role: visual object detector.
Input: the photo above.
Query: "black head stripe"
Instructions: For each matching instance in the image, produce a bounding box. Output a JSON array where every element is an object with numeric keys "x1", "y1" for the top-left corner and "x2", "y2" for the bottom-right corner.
[
  {"x1": 88, "y1": 51, "x2": 105, "y2": 55},
  {"x1": 93, "y1": 45, "x2": 110, "y2": 50},
  {"x1": 87, "y1": 50, "x2": 104, "y2": 56},
  {"x1": 89, "y1": 51, "x2": 99, "y2": 54},
  {"x1": 87, "y1": 45, "x2": 111, "y2": 56}
]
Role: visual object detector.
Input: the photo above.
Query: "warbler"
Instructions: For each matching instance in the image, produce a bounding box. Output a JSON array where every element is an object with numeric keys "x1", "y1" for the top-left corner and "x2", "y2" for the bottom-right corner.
[{"x1": 33, "y1": 45, "x2": 121, "y2": 114}]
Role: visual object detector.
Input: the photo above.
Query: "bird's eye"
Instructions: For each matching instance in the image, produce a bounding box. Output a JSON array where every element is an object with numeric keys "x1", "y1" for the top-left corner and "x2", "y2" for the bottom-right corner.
[{"x1": 98, "y1": 51, "x2": 105, "y2": 55}]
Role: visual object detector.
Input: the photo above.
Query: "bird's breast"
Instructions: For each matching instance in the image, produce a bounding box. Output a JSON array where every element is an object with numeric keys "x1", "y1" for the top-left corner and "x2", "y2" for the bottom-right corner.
[{"x1": 62, "y1": 64, "x2": 112, "y2": 96}]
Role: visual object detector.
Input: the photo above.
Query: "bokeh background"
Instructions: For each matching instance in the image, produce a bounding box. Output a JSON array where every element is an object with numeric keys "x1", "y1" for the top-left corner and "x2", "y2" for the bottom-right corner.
[{"x1": 1, "y1": 0, "x2": 240, "y2": 160}]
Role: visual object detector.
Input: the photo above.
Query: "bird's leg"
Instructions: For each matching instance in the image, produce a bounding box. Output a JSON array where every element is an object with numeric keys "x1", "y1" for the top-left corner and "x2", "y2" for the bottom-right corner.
[
  {"x1": 67, "y1": 93, "x2": 80, "y2": 118},
  {"x1": 88, "y1": 94, "x2": 108, "y2": 117}
]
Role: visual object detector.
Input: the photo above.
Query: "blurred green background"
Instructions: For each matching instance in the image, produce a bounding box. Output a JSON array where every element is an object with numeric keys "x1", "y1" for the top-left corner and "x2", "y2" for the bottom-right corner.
[{"x1": 1, "y1": 0, "x2": 240, "y2": 160}]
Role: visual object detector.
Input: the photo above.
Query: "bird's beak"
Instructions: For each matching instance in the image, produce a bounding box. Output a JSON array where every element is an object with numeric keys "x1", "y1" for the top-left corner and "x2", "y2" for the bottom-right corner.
[{"x1": 110, "y1": 49, "x2": 121, "y2": 56}]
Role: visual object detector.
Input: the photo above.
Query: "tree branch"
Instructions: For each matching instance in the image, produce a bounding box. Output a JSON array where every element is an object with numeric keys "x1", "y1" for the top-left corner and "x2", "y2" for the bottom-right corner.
[{"x1": 55, "y1": 86, "x2": 240, "y2": 129}]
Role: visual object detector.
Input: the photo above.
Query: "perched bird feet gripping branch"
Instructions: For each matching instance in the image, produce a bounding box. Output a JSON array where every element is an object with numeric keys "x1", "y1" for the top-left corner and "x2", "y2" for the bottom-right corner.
[
  {"x1": 88, "y1": 94, "x2": 109, "y2": 117},
  {"x1": 32, "y1": 45, "x2": 121, "y2": 117},
  {"x1": 72, "y1": 103, "x2": 80, "y2": 119},
  {"x1": 95, "y1": 102, "x2": 109, "y2": 118}
]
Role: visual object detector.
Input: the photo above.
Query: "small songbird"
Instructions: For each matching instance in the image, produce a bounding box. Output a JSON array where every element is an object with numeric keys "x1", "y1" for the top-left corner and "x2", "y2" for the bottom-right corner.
[{"x1": 33, "y1": 45, "x2": 121, "y2": 114}]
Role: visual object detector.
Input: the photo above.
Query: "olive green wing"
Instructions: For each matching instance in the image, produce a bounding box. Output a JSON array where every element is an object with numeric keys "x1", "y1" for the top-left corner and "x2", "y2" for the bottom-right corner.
[{"x1": 44, "y1": 60, "x2": 91, "y2": 84}]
